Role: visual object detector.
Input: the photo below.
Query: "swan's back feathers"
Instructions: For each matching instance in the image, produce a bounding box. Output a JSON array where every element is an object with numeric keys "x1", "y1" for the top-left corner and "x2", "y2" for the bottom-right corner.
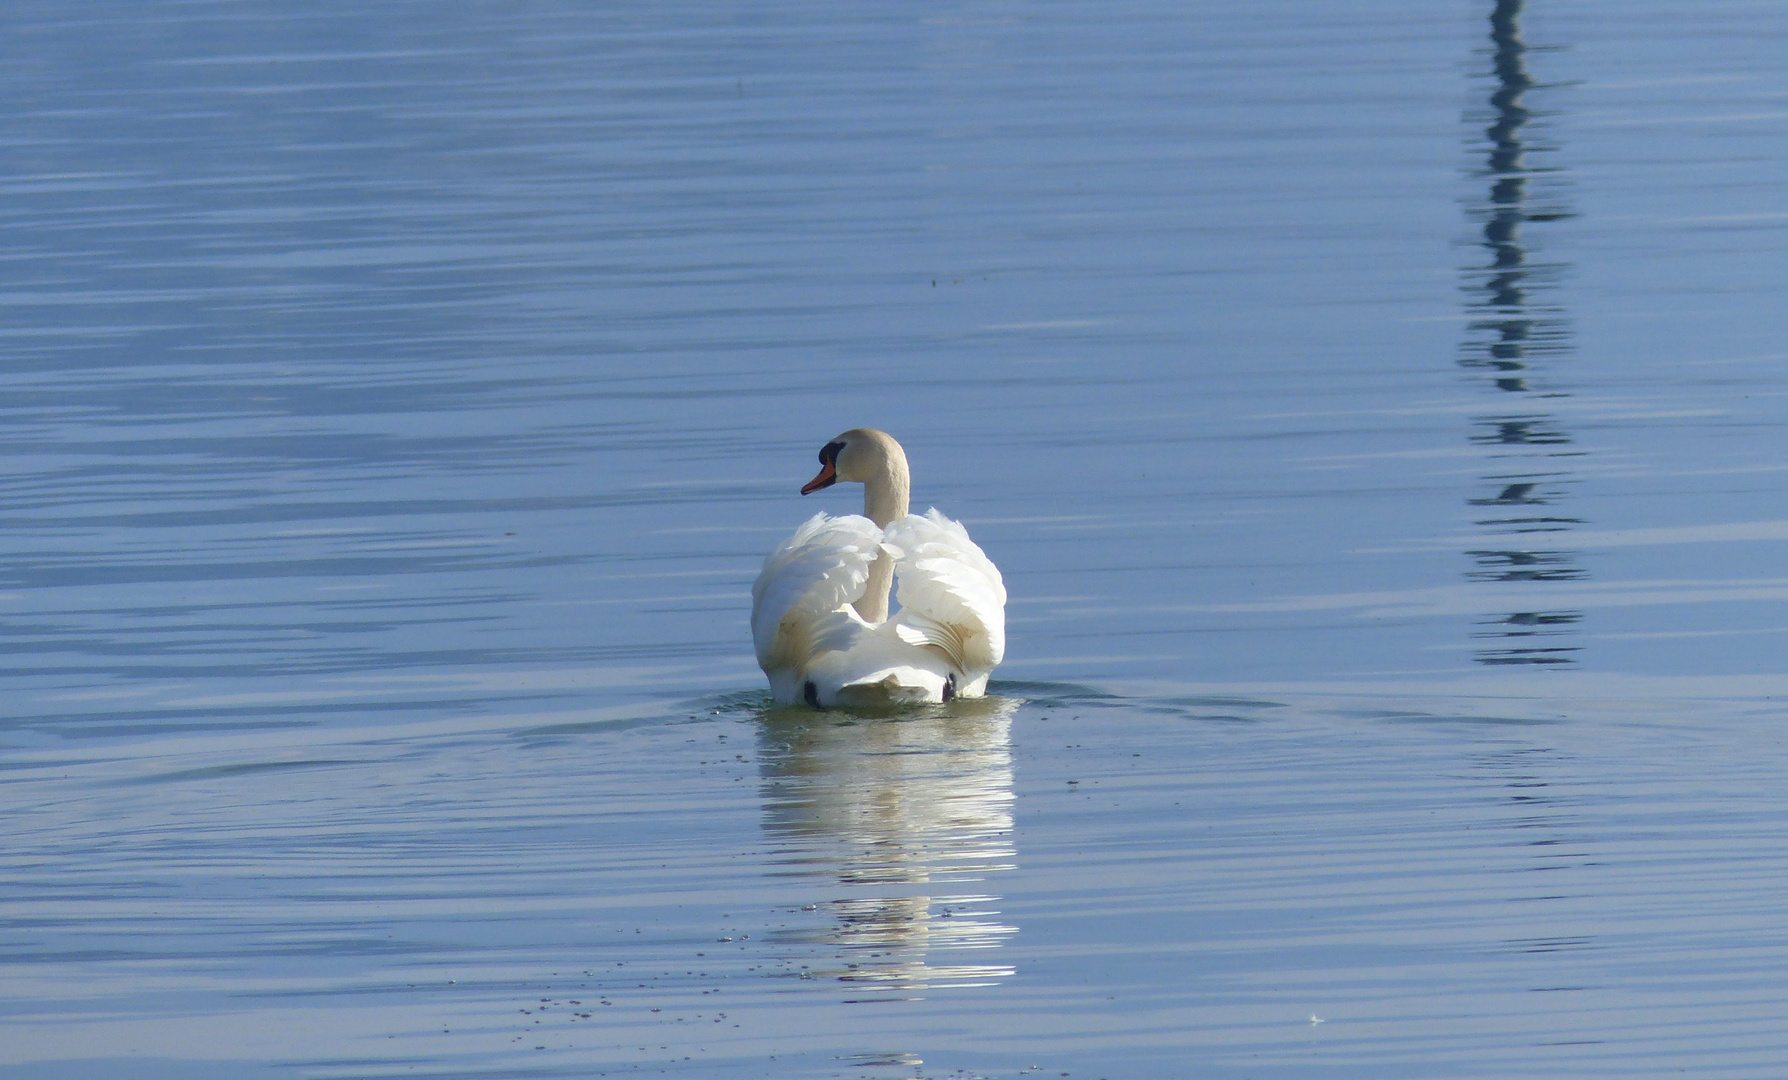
[
  {"x1": 752, "y1": 507, "x2": 1004, "y2": 706},
  {"x1": 751, "y1": 512, "x2": 884, "y2": 671},
  {"x1": 885, "y1": 509, "x2": 1006, "y2": 676}
]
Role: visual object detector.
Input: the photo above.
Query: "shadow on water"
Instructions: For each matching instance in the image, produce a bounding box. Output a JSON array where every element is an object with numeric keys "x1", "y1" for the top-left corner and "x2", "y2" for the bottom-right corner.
[
  {"x1": 753, "y1": 695, "x2": 1019, "y2": 1003},
  {"x1": 1460, "y1": 0, "x2": 1586, "y2": 666}
]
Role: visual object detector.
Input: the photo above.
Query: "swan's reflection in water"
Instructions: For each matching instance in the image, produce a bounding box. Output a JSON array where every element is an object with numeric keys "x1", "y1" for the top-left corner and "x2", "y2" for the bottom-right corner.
[{"x1": 756, "y1": 696, "x2": 1018, "y2": 998}]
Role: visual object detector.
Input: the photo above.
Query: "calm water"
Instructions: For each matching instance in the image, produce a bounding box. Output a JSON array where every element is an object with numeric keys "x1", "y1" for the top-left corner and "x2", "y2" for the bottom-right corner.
[{"x1": 5, "y1": 0, "x2": 1788, "y2": 1076}]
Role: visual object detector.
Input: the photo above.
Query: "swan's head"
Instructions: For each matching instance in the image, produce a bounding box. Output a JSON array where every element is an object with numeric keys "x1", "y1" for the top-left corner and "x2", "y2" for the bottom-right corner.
[{"x1": 801, "y1": 428, "x2": 906, "y2": 495}]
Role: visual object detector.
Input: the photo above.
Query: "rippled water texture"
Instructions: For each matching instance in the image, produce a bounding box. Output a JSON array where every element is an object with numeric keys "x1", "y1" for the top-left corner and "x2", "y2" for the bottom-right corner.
[{"x1": 5, "y1": 1, "x2": 1788, "y2": 1077}]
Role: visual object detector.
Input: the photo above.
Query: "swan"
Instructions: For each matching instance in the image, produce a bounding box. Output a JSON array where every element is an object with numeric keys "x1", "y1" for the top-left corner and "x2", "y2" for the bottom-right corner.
[{"x1": 751, "y1": 429, "x2": 1005, "y2": 708}]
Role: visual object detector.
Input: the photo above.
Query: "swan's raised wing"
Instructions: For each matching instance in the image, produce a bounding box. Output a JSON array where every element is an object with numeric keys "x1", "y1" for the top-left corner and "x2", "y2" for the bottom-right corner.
[
  {"x1": 884, "y1": 509, "x2": 1006, "y2": 677},
  {"x1": 751, "y1": 512, "x2": 885, "y2": 672}
]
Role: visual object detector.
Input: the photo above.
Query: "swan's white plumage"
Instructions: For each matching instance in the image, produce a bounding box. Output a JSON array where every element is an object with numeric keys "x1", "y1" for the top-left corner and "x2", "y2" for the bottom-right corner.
[
  {"x1": 885, "y1": 509, "x2": 1006, "y2": 678},
  {"x1": 752, "y1": 508, "x2": 1005, "y2": 707},
  {"x1": 751, "y1": 513, "x2": 882, "y2": 662}
]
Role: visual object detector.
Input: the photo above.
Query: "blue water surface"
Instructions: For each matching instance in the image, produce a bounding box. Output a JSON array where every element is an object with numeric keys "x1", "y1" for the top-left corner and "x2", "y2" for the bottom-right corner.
[{"x1": 4, "y1": 1, "x2": 1788, "y2": 1076}]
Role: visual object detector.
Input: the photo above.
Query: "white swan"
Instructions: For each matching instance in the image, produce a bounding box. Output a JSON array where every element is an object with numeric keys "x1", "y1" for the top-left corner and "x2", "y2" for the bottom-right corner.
[{"x1": 752, "y1": 429, "x2": 1006, "y2": 708}]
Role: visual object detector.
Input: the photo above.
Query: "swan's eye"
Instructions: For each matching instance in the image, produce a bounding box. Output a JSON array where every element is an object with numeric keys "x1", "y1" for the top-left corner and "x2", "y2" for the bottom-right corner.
[{"x1": 819, "y1": 440, "x2": 846, "y2": 466}]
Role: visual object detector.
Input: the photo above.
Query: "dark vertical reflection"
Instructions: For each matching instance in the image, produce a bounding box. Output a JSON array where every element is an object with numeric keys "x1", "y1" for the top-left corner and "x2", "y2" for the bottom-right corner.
[{"x1": 1460, "y1": 0, "x2": 1584, "y2": 665}]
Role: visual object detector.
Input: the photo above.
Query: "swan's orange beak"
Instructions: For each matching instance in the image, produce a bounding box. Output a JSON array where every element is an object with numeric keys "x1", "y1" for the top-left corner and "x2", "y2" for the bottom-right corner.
[{"x1": 801, "y1": 462, "x2": 837, "y2": 495}]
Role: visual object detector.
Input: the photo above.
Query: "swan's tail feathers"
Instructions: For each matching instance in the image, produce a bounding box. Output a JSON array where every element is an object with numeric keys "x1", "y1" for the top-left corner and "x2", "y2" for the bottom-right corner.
[
  {"x1": 884, "y1": 509, "x2": 1006, "y2": 676},
  {"x1": 893, "y1": 612, "x2": 970, "y2": 672},
  {"x1": 830, "y1": 667, "x2": 951, "y2": 709},
  {"x1": 751, "y1": 513, "x2": 884, "y2": 670}
]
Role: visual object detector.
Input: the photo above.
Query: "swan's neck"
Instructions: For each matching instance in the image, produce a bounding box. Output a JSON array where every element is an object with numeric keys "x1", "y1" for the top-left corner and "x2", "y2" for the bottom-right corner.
[
  {"x1": 862, "y1": 462, "x2": 909, "y2": 530},
  {"x1": 851, "y1": 451, "x2": 909, "y2": 624}
]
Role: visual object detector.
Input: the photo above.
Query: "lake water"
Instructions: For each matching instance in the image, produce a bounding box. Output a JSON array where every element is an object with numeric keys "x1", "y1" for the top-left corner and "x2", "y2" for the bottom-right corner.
[{"x1": 5, "y1": 0, "x2": 1788, "y2": 1076}]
